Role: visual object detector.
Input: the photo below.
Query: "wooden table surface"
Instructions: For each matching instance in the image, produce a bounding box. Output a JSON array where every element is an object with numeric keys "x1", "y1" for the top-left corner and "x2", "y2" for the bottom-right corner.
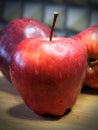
[{"x1": 0, "y1": 72, "x2": 98, "y2": 130}]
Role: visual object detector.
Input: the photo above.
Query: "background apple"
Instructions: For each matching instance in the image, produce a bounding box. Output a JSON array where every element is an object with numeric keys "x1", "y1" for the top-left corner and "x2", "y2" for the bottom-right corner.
[
  {"x1": 0, "y1": 18, "x2": 56, "y2": 82},
  {"x1": 72, "y1": 25, "x2": 98, "y2": 89},
  {"x1": 10, "y1": 37, "x2": 87, "y2": 116}
]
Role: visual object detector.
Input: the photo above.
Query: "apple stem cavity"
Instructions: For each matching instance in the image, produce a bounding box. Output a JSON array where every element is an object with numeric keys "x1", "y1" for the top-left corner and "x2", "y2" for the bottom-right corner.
[
  {"x1": 89, "y1": 59, "x2": 98, "y2": 67},
  {"x1": 50, "y1": 12, "x2": 59, "y2": 41}
]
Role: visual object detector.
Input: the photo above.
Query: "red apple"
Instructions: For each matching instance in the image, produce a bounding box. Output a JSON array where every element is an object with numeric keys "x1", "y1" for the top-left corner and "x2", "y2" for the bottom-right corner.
[
  {"x1": 9, "y1": 37, "x2": 87, "y2": 116},
  {"x1": 73, "y1": 26, "x2": 98, "y2": 89},
  {"x1": 0, "y1": 18, "x2": 56, "y2": 82}
]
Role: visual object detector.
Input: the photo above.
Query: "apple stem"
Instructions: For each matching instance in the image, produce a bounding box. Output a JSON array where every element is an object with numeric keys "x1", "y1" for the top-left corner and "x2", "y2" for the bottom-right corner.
[
  {"x1": 89, "y1": 60, "x2": 98, "y2": 67},
  {"x1": 50, "y1": 12, "x2": 59, "y2": 41}
]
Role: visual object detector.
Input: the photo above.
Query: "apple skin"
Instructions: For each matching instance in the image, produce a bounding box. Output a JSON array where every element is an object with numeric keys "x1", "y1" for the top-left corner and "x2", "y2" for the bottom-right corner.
[
  {"x1": 73, "y1": 26, "x2": 98, "y2": 89},
  {"x1": 0, "y1": 18, "x2": 56, "y2": 82},
  {"x1": 10, "y1": 37, "x2": 87, "y2": 116},
  {"x1": 85, "y1": 66, "x2": 98, "y2": 89}
]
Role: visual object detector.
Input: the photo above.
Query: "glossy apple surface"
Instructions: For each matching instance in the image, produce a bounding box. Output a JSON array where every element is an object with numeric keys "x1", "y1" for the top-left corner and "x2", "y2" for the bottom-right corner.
[
  {"x1": 10, "y1": 37, "x2": 87, "y2": 116},
  {"x1": 0, "y1": 18, "x2": 56, "y2": 82},
  {"x1": 73, "y1": 26, "x2": 98, "y2": 89}
]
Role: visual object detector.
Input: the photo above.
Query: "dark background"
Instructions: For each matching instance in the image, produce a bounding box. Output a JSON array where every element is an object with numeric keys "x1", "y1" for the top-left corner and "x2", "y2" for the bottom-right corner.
[{"x1": 0, "y1": 0, "x2": 98, "y2": 37}]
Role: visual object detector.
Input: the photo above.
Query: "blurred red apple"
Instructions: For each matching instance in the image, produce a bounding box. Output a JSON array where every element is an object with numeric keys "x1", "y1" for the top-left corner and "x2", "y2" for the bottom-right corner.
[
  {"x1": 73, "y1": 25, "x2": 98, "y2": 89},
  {"x1": 10, "y1": 37, "x2": 87, "y2": 116},
  {"x1": 0, "y1": 18, "x2": 56, "y2": 82}
]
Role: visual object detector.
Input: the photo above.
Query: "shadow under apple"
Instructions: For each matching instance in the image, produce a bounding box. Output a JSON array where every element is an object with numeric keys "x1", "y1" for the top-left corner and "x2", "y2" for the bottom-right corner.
[
  {"x1": 7, "y1": 103, "x2": 71, "y2": 121},
  {"x1": 81, "y1": 85, "x2": 98, "y2": 95}
]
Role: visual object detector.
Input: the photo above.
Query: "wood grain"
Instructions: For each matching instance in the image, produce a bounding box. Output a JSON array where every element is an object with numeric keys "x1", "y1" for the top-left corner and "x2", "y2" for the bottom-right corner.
[{"x1": 0, "y1": 73, "x2": 98, "y2": 130}]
